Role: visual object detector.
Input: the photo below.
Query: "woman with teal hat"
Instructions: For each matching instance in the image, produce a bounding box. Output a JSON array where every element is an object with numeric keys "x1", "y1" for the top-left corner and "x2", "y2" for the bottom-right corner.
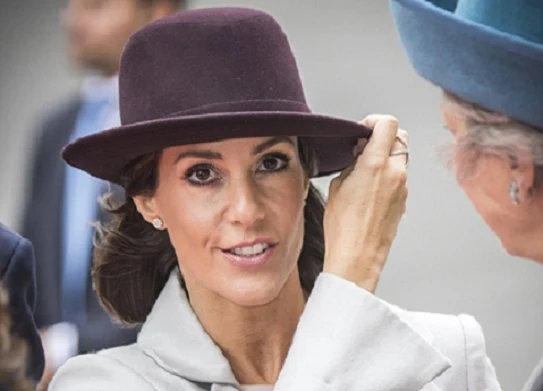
[
  {"x1": 50, "y1": 6, "x2": 501, "y2": 391},
  {"x1": 390, "y1": 0, "x2": 543, "y2": 389}
]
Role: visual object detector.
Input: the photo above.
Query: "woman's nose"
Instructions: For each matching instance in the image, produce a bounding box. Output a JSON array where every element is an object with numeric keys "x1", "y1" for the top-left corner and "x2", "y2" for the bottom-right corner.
[{"x1": 225, "y1": 178, "x2": 266, "y2": 227}]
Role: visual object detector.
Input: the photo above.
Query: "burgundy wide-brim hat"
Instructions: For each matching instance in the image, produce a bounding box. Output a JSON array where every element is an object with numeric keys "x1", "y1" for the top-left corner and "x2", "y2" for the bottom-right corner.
[{"x1": 62, "y1": 7, "x2": 371, "y2": 184}]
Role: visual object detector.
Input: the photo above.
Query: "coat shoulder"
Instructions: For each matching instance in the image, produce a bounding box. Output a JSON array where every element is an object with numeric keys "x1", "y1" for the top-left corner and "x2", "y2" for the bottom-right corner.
[
  {"x1": 0, "y1": 224, "x2": 25, "y2": 269},
  {"x1": 49, "y1": 346, "x2": 154, "y2": 391},
  {"x1": 50, "y1": 344, "x2": 202, "y2": 391},
  {"x1": 38, "y1": 96, "x2": 81, "y2": 130},
  {"x1": 32, "y1": 96, "x2": 81, "y2": 153},
  {"x1": 401, "y1": 309, "x2": 480, "y2": 359},
  {"x1": 397, "y1": 307, "x2": 502, "y2": 390}
]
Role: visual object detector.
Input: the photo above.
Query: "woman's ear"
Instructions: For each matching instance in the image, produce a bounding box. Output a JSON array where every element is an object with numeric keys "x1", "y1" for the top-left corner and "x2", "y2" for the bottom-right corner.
[
  {"x1": 133, "y1": 196, "x2": 165, "y2": 229},
  {"x1": 510, "y1": 154, "x2": 535, "y2": 203}
]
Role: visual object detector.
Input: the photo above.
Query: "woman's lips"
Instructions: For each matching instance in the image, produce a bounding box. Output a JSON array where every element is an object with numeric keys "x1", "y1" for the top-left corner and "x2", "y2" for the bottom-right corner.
[{"x1": 221, "y1": 245, "x2": 275, "y2": 268}]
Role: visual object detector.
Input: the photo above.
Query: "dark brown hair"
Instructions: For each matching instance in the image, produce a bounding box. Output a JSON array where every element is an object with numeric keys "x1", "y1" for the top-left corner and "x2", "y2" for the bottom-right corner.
[
  {"x1": 93, "y1": 139, "x2": 325, "y2": 325},
  {"x1": 0, "y1": 285, "x2": 34, "y2": 391}
]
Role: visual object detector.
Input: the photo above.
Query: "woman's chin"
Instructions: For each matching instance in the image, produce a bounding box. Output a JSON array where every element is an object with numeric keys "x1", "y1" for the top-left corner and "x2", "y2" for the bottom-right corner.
[
  {"x1": 501, "y1": 240, "x2": 543, "y2": 264},
  {"x1": 221, "y1": 278, "x2": 284, "y2": 307}
]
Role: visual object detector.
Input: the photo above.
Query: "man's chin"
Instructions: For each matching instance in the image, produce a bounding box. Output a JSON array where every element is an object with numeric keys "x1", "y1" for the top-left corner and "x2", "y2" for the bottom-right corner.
[{"x1": 70, "y1": 53, "x2": 117, "y2": 76}]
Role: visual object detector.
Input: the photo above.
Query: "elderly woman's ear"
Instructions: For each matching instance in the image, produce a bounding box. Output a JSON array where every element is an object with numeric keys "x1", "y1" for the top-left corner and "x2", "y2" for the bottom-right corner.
[{"x1": 509, "y1": 154, "x2": 536, "y2": 205}]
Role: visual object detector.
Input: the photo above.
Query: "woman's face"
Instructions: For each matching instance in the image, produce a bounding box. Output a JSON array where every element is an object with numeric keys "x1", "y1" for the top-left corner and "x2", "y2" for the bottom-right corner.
[
  {"x1": 442, "y1": 106, "x2": 542, "y2": 259},
  {"x1": 147, "y1": 136, "x2": 308, "y2": 306}
]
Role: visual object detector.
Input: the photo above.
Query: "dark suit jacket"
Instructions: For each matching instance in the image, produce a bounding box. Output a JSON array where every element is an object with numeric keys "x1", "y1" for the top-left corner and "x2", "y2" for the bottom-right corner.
[
  {"x1": 22, "y1": 96, "x2": 138, "y2": 354},
  {"x1": 0, "y1": 223, "x2": 44, "y2": 383}
]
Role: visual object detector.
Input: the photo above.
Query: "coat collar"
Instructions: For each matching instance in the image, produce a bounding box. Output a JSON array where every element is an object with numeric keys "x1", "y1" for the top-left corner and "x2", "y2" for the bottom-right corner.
[
  {"x1": 137, "y1": 271, "x2": 445, "y2": 389},
  {"x1": 137, "y1": 271, "x2": 239, "y2": 386}
]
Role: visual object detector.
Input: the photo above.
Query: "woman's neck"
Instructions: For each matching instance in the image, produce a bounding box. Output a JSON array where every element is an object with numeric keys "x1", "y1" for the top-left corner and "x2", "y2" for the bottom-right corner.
[{"x1": 187, "y1": 272, "x2": 306, "y2": 385}]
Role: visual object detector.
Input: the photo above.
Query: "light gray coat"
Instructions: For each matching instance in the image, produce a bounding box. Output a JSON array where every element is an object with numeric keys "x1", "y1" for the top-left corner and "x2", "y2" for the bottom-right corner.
[{"x1": 50, "y1": 273, "x2": 502, "y2": 390}]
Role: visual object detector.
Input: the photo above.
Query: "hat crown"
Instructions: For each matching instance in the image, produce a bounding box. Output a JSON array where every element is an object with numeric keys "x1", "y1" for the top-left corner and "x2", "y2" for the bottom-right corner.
[
  {"x1": 455, "y1": 0, "x2": 543, "y2": 44},
  {"x1": 118, "y1": 8, "x2": 308, "y2": 126}
]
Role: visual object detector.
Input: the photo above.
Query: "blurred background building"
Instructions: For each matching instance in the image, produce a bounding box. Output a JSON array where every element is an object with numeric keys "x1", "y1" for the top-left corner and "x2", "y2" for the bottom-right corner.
[{"x1": 0, "y1": 0, "x2": 541, "y2": 389}]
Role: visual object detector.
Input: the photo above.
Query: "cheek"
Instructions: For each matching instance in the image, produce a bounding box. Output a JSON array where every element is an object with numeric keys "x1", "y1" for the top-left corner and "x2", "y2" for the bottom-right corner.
[
  {"x1": 455, "y1": 159, "x2": 494, "y2": 208},
  {"x1": 265, "y1": 176, "x2": 305, "y2": 211},
  {"x1": 263, "y1": 173, "x2": 307, "y2": 255},
  {"x1": 159, "y1": 187, "x2": 219, "y2": 257},
  {"x1": 452, "y1": 143, "x2": 477, "y2": 182},
  {"x1": 265, "y1": 163, "x2": 306, "y2": 205},
  {"x1": 454, "y1": 157, "x2": 514, "y2": 234},
  {"x1": 457, "y1": 176, "x2": 487, "y2": 211},
  {"x1": 455, "y1": 154, "x2": 507, "y2": 199}
]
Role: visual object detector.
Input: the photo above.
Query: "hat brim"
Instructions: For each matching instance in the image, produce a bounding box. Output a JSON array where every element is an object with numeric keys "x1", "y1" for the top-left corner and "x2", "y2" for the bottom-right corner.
[
  {"x1": 62, "y1": 111, "x2": 371, "y2": 184},
  {"x1": 390, "y1": 0, "x2": 543, "y2": 130}
]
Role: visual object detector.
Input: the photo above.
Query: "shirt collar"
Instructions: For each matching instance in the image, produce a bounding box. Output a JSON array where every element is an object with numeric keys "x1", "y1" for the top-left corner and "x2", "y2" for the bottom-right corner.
[{"x1": 80, "y1": 75, "x2": 119, "y2": 104}]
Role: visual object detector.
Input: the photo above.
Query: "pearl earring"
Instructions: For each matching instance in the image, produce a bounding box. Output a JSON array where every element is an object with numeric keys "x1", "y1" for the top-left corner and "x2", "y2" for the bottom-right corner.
[
  {"x1": 508, "y1": 180, "x2": 520, "y2": 205},
  {"x1": 152, "y1": 217, "x2": 164, "y2": 230}
]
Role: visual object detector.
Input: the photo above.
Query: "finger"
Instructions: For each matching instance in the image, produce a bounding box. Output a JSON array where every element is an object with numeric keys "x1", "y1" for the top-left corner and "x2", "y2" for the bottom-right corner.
[
  {"x1": 394, "y1": 128, "x2": 409, "y2": 149},
  {"x1": 337, "y1": 161, "x2": 355, "y2": 181},
  {"x1": 328, "y1": 172, "x2": 347, "y2": 196},
  {"x1": 390, "y1": 128, "x2": 409, "y2": 165},
  {"x1": 328, "y1": 175, "x2": 339, "y2": 196},
  {"x1": 358, "y1": 114, "x2": 400, "y2": 164},
  {"x1": 389, "y1": 149, "x2": 409, "y2": 170},
  {"x1": 397, "y1": 128, "x2": 409, "y2": 144},
  {"x1": 352, "y1": 138, "x2": 368, "y2": 156}
]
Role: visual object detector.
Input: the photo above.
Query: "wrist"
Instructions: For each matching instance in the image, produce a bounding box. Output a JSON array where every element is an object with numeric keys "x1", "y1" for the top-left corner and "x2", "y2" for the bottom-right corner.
[
  {"x1": 323, "y1": 266, "x2": 381, "y2": 292},
  {"x1": 323, "y1": 251, "x2": 387, "y2": 293}
]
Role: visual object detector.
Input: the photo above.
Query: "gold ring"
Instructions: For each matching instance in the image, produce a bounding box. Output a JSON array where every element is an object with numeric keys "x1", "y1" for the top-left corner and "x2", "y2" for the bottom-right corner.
[
  {"x1": 395, "y1": 135, "x2": 408, "y2": 149},
  {"x1": 389, "y1": 149, "x2": 409, "y2": 166}
]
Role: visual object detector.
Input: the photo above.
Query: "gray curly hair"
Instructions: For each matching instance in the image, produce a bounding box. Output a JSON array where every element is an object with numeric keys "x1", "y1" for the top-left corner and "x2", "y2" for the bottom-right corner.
[{"x1": 441, "y1": 91, "x2": 543, "y2": 189}]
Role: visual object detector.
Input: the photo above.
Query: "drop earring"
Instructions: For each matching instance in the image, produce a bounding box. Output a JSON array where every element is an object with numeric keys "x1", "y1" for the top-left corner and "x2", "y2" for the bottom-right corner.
[{"x1": 508, "y1": 180, "x2": 520, "y2": 205}]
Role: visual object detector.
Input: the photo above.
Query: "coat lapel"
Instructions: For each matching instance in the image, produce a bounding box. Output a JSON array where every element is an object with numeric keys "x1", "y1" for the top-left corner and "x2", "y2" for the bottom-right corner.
[{"x1": 137, "y1": 271, "x2": 238, "y2": 387}]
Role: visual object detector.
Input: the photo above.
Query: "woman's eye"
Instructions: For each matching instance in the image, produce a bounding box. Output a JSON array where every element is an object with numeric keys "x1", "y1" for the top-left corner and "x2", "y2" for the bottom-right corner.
[
  {"x1": 185, "y1": 165, "x2": 218, "y2": 185},
  {"x1": 258, "y1": 154, "x2": 290, "y2": 172}
]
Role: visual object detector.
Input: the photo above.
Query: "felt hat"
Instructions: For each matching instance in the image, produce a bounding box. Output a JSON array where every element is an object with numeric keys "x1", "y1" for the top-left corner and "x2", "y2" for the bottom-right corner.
[
  {"x1": 390, "y1": 0, "x2": 543, "y2": 130},
  {"x1": 62, "y1": 7, "x2": 370, "y2": 184}
]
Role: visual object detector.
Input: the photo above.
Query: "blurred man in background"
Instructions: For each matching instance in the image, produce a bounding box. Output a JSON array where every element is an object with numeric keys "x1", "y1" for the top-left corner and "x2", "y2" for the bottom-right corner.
[{"x1": 21, "y1": 0, "x2": 186, "y2": 386}]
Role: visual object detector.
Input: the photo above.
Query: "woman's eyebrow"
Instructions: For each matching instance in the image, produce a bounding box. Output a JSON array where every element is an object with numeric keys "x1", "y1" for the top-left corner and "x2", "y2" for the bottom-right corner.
[
  {"x1": 173, "y1": 136, "x2": 294, "y2": 164},
  {"x1": 174, "y1": 150, "x2": 222, "y2": 164},
  {"x1": 252, "y1": 136, "x2": 295, "y2": 155}
]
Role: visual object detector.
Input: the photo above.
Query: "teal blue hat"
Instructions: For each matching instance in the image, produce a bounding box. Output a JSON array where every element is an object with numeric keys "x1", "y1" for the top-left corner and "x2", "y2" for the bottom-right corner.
[{"x1": 389, "y1": 0, "x2": 543, "y2": 130}]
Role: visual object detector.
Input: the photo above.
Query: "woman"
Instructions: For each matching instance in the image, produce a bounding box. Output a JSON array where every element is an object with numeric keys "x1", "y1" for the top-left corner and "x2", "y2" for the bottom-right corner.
[
  {"x1": 0, "y1": 223, "x2": 43, "y2": 391},
  {"x1": 50, "y1": 7, "x2": 500, "y2": 390},
  {"x1": 390, "y1": 0, "x2": 543, "y2": 389}
]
